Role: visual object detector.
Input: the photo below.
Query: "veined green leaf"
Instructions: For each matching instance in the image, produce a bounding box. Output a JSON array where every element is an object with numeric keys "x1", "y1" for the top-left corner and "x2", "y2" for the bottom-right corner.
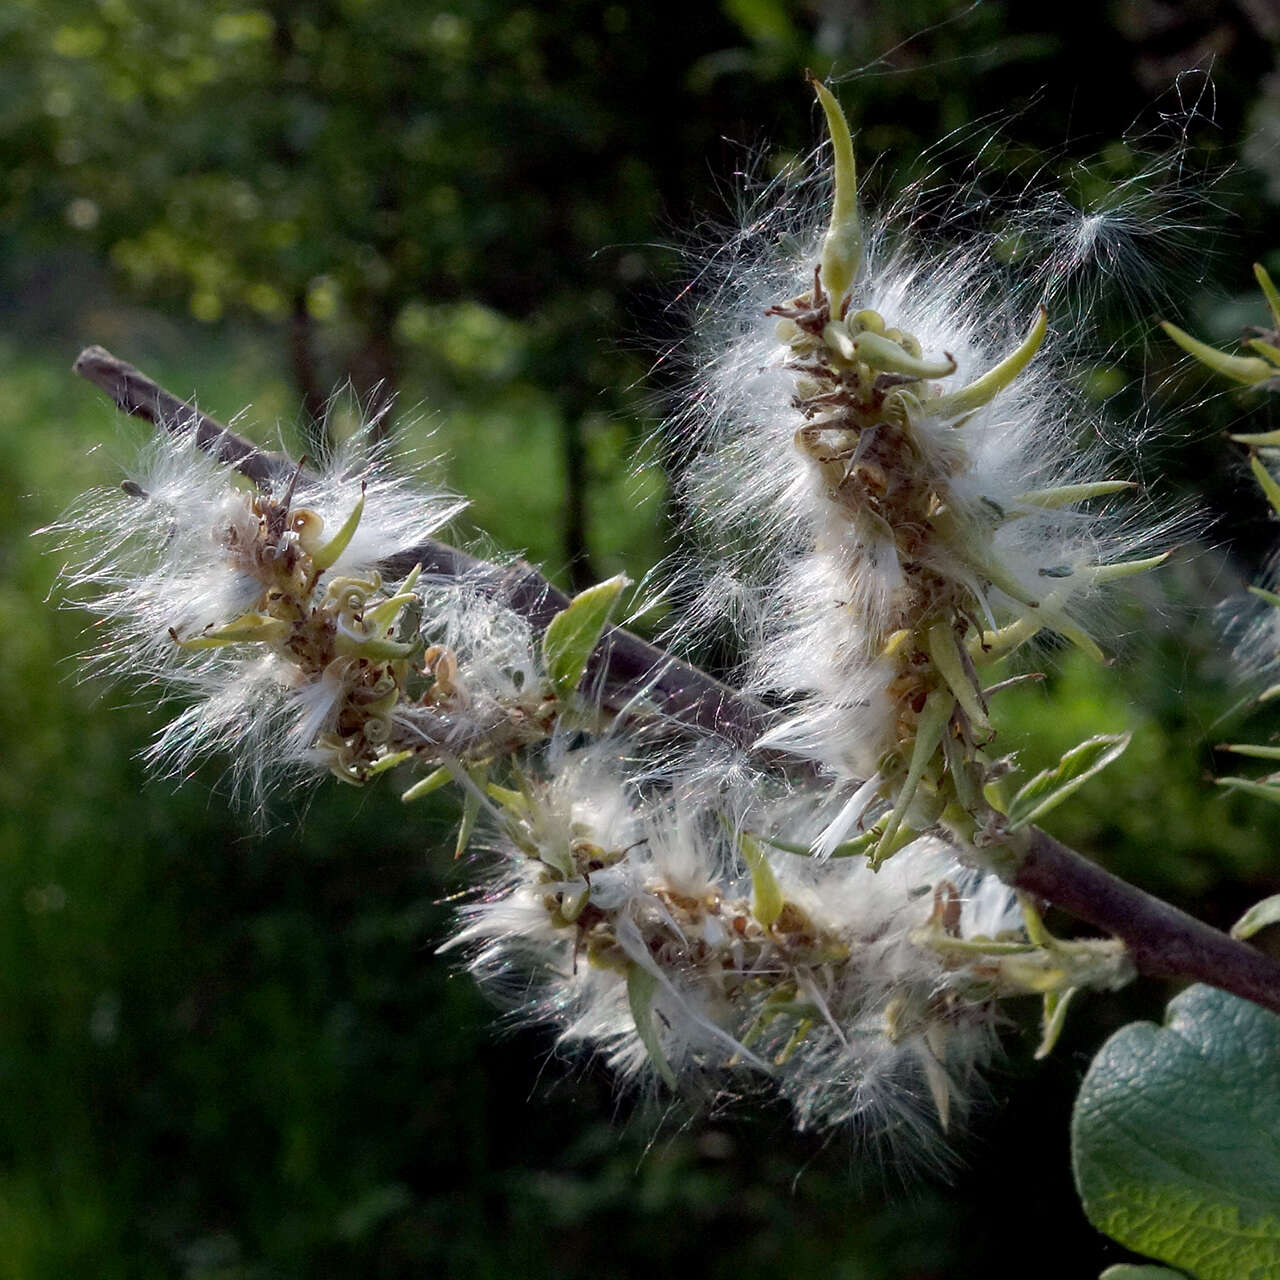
[
  {"x1": 1007, "y1": 733, "x2": 1130, "y2": 830},
  {"x1": 1073, "y1": 985, "x2": 1280, "y2": 1280},
  {"x1": 541, "y1": 574, "x2": 629, "y2": 698}
]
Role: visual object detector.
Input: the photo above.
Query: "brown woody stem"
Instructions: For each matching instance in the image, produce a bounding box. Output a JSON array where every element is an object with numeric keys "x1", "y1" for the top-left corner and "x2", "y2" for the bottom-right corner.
[
  {"x1": 73, "y1": 345, "x2": 1280, "y2": 1017},
  {"x1": 1014, "y1": 826, "x2": 1280, "y2": 1015}
]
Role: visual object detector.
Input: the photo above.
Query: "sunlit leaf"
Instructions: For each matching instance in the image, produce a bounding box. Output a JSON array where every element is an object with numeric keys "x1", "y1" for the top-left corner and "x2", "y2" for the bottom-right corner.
[
  {"x1": 1007, "y1": 733, "x2": 1130, "y2": 830},
  {"x1": 1073, "y1": 985, "x2": 1280, "y2": 1280},
  {"x1": 541, "y1": 574, "x2": 629, "y2": 698}
]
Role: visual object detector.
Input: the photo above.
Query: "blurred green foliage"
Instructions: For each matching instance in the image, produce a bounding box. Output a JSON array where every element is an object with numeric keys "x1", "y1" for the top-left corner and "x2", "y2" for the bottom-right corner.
[{"x1": 4, "y1": 0, "x2": 1280, "y2": 1276}]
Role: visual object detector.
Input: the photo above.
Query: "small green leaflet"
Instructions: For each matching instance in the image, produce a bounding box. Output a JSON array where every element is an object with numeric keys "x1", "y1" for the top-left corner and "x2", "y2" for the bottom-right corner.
[
  {"x1": 626, "y1": 964, "x2": 677, "y2": 1090},
  {"x1": 1072, "y1": 985, "x2": 1280, "y2": 1280},
  {"x1": 1006, "y1": 733, "x2": 1130, "y2": 830},
  {"x1": 541, "y1": 574, "x2": 629, "y2": 698}
]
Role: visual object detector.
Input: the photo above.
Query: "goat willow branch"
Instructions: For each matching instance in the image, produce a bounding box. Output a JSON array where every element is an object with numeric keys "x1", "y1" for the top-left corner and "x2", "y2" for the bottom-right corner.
[
  {"x1": 73, "y1": 344, "x2": 1280, "y2": 1017},
  {"x1": 72, "y1": 346, "x2": 765, "y2": 752}
]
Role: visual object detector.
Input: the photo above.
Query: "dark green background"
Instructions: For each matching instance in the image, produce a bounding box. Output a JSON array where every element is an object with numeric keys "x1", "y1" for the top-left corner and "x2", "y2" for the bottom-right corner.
[{"x1": 3, "y1": 2, "x2": 1280, "y2": 1276}]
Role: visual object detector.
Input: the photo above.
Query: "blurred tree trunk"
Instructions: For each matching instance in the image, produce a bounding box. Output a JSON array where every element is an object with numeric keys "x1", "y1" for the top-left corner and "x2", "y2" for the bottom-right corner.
[
  {"x1": 561, "y1": 412, "x2": 594, "y2": 591},
  {"x1": 289, "y1": 293, "x2": 330, "y2": 454},
  {"x1": 345, "y1": 305, "x2": 399, "y2": 445}
]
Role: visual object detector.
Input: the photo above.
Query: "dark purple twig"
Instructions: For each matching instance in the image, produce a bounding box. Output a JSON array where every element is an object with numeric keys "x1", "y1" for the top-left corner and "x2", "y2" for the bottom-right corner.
[{"x1": 1016, "y1": 827, "x2": 1280, "y2": 1015}]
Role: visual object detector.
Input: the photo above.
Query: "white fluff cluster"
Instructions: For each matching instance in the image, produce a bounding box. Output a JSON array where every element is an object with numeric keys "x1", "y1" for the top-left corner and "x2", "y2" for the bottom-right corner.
[
  {"x1": 669, "y1": 106, "x2": 1179, "y2": 785},
  {"x1": 447, "y1": 740, "x2": 1022, "y2": 1152},
  {"x1": 46, "y1": 428, "x2": 562, "y2": 801},
  {"x1": 52, "y1": 419, "x2": 1040, "y2": 1155}
]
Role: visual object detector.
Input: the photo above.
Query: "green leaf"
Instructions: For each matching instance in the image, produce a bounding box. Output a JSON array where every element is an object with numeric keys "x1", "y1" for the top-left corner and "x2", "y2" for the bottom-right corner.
[
  {"x1": 1007, "y1": 733, "x2": 1130, "y2": 830},
  {"x1": 541, "y1": 574, "x2": 629, "y2": 698},
  {"x1": 626, "y1": 964, "x2": 677, "y2": 1090},
  {"x1": 1231, "y1": 893, "x2": 1280, "y2": 941},
  {"x1": 1072, "y1": 985, "x2": 1280, "y2": 1280}
]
